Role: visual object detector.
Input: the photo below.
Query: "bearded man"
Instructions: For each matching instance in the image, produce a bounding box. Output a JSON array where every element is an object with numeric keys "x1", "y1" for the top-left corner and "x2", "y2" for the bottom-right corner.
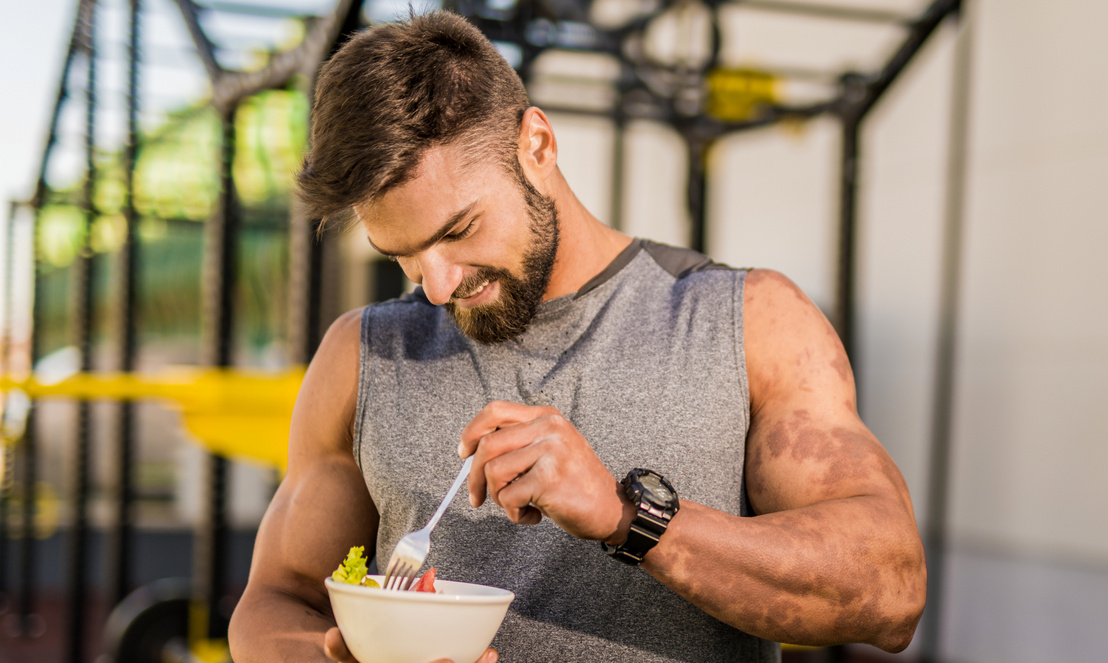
[{"x1": 228, "y1": 11, "x2": 926, "y2": 663}]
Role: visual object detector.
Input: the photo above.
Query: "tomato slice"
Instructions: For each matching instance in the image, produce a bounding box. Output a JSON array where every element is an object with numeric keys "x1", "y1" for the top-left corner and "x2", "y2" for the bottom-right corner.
[{"x1": 411, "y1": 568, "x2": 437, "y2": 593}]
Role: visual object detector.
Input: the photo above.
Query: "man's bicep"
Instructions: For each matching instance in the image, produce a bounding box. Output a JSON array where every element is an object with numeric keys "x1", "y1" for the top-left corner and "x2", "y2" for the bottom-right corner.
[
  {"x1": 245, "y1": 308, "x2": 378, "y2": 607},
  {"x1": 742, "y1": 269, "x2": 911, "y2": 515},
  {"x1": 248, "y1": 453, "x2": 378, "y2": 610},
  {"x1": 745, "y1": 407, "x2": 909, "y2": 515}
]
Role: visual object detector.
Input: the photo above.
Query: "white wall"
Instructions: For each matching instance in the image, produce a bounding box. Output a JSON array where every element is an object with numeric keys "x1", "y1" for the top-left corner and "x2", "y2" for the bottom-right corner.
[
  {"x1": 546, "y1": 1, "x2": 1108, "y2": 661},
  {"x1": 947, "y1": 0, "x2": 1108, "y2": 563}
]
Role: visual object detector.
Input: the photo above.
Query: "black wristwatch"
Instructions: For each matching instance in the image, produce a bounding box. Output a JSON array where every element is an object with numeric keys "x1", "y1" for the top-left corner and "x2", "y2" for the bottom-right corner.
[{"x1": 601, "y1": 469, "x2": 680, "y2": 565}]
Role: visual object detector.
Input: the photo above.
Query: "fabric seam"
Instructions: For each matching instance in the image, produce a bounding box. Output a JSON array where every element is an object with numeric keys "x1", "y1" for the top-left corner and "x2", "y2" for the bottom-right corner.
[
  {"x1": 734, "y1": 269, "x2": 752, "y2": 518},
  {"x1": 352, "y1": 305, "x2": 371, "y2": 475}
]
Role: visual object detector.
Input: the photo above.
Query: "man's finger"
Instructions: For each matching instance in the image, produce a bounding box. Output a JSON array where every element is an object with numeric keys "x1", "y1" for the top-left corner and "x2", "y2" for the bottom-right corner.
[
  {"x1": 496, "y1": 473, "x2": 545, "y2": 525},
  {"x1": 481, "y1": 432, "x2": 550, "y2": 505},
  {"x1": 468, "y1": 415, "x2": 563, "y2": 507},
  {"x1": 459, "y1": 400, "x2": 555, "y2": 457},
  {"x1": 323, "y1": 626, "x2": 356, "y2": 662},
  {"x1": 429, "y1": 646, "x2": 498, "y2": 663}
]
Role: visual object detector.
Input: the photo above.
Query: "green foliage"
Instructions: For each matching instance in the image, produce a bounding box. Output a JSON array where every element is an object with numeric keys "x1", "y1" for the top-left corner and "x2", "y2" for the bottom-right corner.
[{"x1": 30, "y1": 89, "x2": 309, "y2": 363}]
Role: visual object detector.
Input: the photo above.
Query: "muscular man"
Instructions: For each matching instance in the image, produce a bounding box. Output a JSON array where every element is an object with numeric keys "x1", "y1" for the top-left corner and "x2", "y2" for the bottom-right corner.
[{"x1": 228, "y1": 11, "x2": 926, "y2": 663}]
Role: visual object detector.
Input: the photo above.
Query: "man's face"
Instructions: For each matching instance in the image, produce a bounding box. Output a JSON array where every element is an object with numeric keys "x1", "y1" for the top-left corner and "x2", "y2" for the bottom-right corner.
[{"x1": 356, "y1": 144, "x2": 560, "y2": 344}]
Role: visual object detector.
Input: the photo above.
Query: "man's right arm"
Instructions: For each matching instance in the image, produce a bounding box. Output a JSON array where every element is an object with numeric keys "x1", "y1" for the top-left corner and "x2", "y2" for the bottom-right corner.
[{"x1": 229, "y1": 309, "x2": 378, "y2": 662}]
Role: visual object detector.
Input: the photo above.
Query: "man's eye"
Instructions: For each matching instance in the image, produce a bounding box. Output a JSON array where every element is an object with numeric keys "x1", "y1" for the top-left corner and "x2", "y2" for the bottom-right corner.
[{"x1": 447, "y1": 223, "x2": 475, "y2": 241}]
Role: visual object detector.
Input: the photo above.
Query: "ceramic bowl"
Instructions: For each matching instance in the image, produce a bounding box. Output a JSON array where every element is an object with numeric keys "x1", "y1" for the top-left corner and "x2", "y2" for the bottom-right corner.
[{"x1": 325, "y1": 575, "x2": 514, "y2": 663}]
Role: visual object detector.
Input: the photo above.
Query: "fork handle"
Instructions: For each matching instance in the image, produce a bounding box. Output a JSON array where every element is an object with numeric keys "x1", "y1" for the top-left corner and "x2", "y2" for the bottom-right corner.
[{"x1": 425, "y1": 455, "x2": 473, "y2": 532}]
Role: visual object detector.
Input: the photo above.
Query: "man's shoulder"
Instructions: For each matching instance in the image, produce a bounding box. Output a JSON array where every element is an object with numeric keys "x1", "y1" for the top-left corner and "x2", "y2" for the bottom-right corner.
[
  {"x1": 365, "y1": 288, "x2": 439, "y2": 324},
  {"x1": 639, "y1": 239, "x2": 742, "y2": 280},
  {"x1": 363, "y1": 289, "x2": 465, "y2": 357}
]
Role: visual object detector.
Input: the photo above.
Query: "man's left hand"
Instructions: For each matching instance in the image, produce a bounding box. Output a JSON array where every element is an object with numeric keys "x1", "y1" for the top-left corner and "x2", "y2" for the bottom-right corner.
[{"x1": 459, "y1": 401, "x2": 632, "y2": 543}]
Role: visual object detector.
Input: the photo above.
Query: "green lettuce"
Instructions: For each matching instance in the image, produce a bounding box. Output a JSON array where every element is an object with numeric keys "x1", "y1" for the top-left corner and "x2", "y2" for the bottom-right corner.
[{"x1": 331, "y1": 546, "x2": 369, "y2": 585}]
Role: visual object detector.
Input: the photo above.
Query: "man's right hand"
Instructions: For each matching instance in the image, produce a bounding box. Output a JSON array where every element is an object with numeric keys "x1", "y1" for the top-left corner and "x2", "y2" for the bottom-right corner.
[{"x1": 324, "y1": 626, "x2": 499, "y2": 663}]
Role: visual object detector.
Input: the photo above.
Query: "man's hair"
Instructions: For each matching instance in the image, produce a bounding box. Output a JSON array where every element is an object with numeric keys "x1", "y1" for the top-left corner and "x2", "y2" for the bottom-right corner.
[{"x1": 298, "y1": 11, "x2": 531, "y2": 229}]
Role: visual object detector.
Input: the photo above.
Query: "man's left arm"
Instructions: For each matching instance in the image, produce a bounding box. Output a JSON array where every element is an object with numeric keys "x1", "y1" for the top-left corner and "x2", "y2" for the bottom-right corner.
[
  {"x1": 637, "y1": 268, "x2": 926, "y2": 651},
  {"x1": 459, "y1": 268, "x2": 926, "y2": 652}
]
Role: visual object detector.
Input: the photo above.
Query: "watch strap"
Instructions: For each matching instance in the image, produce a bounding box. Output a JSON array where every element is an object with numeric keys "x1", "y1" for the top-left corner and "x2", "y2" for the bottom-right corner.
[
  {"x1": 601, "y1": 470, "x2": 679, "y2": 565},
  {"x1": 602, "y1": 508, "x2": 669, "y2": 564}
]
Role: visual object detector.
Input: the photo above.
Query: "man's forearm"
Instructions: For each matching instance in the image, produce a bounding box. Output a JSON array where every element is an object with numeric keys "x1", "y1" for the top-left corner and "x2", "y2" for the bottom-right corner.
[
  {"x1": 642, "y1": 498, "x2": 925, "y2": 652},
  {"x1": 229, "y1": 587, "x2": 336, "y2": 663}
]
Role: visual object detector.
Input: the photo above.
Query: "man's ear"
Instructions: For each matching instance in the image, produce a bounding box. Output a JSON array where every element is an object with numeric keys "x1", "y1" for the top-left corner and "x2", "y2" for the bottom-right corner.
[{"x1": 517, "y1": 107, "x2": 558, "y2": 185}]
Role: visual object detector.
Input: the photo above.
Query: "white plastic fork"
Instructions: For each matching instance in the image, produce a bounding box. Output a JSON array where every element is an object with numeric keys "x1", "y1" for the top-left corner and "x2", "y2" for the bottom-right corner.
[{"x1": 382, "y1": 455, "x2": 473, "y2": 591}]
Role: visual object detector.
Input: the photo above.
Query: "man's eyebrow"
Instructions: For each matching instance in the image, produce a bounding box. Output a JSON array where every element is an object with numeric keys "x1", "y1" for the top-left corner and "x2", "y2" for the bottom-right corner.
[{"x1": 366, "y1": 201, "x2": 478, "y2": 258}]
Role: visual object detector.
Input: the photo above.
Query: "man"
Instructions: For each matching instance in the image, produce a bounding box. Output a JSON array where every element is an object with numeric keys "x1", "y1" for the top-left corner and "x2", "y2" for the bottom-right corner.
[{"x1": 228, "y1": 11, "x2": 926, "y2": 663}]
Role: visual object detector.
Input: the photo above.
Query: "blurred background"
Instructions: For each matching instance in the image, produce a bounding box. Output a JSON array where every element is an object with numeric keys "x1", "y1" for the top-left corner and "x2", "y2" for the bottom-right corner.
[{"x1": 0, "y1": 0, "x2": 1105, "y2": 662}]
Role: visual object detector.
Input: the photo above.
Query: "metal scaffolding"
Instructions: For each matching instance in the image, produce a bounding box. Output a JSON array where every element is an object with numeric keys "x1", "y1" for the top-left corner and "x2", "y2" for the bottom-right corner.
[{"x1": 1, "y1": 1, "x2": 968, "y2": 661}]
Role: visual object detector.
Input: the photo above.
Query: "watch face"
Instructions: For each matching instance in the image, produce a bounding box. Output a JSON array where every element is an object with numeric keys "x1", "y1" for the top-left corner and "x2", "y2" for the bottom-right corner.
[{"x1": 639, "y1": 472, "x2": 673, "y2": 503}]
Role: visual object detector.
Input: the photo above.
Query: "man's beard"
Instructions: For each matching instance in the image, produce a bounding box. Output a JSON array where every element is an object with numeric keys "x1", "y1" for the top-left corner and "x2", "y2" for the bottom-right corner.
[{"x1": 444, "y1": 169, "x2": 559, "y2": 345}]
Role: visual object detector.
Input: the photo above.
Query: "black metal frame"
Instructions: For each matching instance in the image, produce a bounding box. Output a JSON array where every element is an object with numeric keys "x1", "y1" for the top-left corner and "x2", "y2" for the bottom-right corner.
[
  {"x1": 65, "y1": 0, "x2": 100, "y2": 655},
  {"x1": 105, "y1": 0, "x2": 143, "y2": 615},
  {"x1": 3, "y1": 1, "x2": 970, "y2": 660}
]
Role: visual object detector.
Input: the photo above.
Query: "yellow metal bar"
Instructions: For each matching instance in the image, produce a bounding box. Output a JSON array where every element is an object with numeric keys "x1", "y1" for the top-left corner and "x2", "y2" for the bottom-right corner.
[
  {"x1": 1, "y1": 367, "x2": 305, "y2": 473},
  {"x1": 706, "y1": 67, "x2": 780, "y2": 122}
]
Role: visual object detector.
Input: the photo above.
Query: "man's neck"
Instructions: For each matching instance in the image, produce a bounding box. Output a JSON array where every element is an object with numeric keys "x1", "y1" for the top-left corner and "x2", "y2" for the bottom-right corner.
[{"x1": 542, "y1": 171, "x2": 633, "y2": 301}]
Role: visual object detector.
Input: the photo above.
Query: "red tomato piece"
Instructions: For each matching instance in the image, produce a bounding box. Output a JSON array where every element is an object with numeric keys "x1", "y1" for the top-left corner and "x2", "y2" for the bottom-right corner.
[{"x1": 411, "y1": 568, "x2": 437, "y2": 593}]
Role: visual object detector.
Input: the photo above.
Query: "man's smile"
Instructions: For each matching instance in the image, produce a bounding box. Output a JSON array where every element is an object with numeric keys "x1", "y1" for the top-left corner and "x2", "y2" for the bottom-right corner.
[{"x1": 452, "y1": 279, "x2": 499, "y2": 308}]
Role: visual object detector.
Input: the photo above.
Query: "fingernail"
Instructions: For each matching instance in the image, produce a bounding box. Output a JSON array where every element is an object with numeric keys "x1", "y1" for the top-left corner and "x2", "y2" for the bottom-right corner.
[
  {"x1": 469, "y1": 493, "x2": 477, "y2": 507},
  {"x1": 457, "y1": 441, "x2": 466, "y2": 457}
]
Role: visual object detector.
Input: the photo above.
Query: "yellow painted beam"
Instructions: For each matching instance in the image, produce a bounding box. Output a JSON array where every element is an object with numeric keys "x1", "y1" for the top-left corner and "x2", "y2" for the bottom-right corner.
[{"x1": 1, "y1": 367, "x2": 305, "y2": 474}]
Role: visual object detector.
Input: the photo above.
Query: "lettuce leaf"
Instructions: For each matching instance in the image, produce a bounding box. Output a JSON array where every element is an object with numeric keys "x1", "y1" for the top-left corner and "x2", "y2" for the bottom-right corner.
[{"x1": 331, "y1": 546, "x2": 369, "y2": 585}]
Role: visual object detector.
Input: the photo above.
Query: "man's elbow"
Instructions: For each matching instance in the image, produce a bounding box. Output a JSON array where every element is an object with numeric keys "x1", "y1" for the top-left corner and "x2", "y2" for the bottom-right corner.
[{"x1": 872, "y1": 559, "x2": 927, "y2": 653}]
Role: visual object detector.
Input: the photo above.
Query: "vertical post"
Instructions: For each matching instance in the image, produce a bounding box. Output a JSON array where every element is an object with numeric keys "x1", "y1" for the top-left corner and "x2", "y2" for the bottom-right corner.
[
  {"x1": 293, "y1": 0, "x2": 365, "y2": 362},
  {"x1": 835, "y1": 74, "x2": 867, "y2": 369},
  {"x1": 0, "y1": 202, "x2": 15, "y2": 610},
  {"x1": 195, "y1": 102, "x2": 238, "y2": 644},
  {"x1": 107, "y1": 0, "x2": 142, "y2": 611},
  {"x1": 66, "y1": 0, "x2": 98, "y2": 660},
  {"x1": 16, "y1": 352, "x2": 39, "y2": 634},
  {"x1": 9, "y1": 0, "x2": 87, "y2": 639},
  {"x1": 609, "y1": 101, "x2": 626, "y2": 233},
  {"x1": 304, "y1": 225, "x2": 325, "y2": 359},
  {"x1": 825, "y1": 73, "x2": 868, "y2": 663},
  {"x1": 686, "y1": 135, "x2": 710, "y2": 254},
  {"x1": 921, "y1": 5, "x2": 974, "y2": 661}
]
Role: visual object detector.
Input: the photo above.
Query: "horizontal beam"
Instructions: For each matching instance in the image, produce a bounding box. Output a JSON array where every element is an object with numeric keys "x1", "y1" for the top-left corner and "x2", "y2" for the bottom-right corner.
[
  {"x1": 735, "y1": 0, "x2": 916, "y2": 25},
  {"x1": 851, "y1": 0, "x2": 962, "y2": 118},
  {"x1": 197, "y1": 0, "x2": 315, "y2": 19},
  {"x1": 211, "y1": 0, "x2": 360, "y2": 109}
]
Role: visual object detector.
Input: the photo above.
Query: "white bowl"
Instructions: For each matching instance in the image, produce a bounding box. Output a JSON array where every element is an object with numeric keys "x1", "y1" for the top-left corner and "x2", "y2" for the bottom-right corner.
[{"x1": 325, "y1": 575, "x2": 514, "y2": 663}]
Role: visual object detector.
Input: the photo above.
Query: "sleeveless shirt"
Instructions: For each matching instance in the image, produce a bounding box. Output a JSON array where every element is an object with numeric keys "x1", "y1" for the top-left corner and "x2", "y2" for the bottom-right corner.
[{"x1": 354, "y1": 239, "x2": 780, "y2": 662}]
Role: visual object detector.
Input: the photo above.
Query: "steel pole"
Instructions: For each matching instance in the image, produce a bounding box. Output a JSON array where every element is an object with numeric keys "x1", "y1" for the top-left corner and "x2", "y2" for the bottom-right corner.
[
  {"x1": 920, "y1": 4, "x2": 974, "y2": 660},
  {"x1": 107, "y1": 0, "x2": 142, "y2": 611},
  {"x1": 66, "y1": 1, "x2": 99, "y2": 660},
  {"x1": 195, "y1": 103, "x2": 238, "y2": 642},
  {"x1": 0, "y1": 202, "x2": 16, "y2": 610}
]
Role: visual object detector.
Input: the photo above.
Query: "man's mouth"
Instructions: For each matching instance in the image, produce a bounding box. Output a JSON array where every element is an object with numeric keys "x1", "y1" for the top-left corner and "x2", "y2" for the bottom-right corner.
[{"x1": 453, "y1": 279, "x2": 494, "y2": 303}]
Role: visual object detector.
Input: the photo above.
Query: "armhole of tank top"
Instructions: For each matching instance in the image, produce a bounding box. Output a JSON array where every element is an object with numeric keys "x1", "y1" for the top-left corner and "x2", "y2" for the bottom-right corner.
[
  {"x1": 734, "y1": 269, "x2": 753, "y2": 518},
  {"x1": 352, "y1": 305, "x2": 371, "y2": 474},
  {"x1": 734, "y1": 269, "x2": 751, "y2": 436}
]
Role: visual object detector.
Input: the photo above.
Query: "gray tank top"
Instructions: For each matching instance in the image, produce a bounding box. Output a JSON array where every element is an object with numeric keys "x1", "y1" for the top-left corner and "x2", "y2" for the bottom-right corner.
[{"x1": 355, "y1": 239, "x2": 779, "y2": 662}]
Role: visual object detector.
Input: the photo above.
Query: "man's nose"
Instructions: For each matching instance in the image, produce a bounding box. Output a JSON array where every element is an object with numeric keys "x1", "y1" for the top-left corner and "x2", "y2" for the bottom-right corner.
[{"x1": 408, "y1": 251, "x2": 462, "y2": 306}]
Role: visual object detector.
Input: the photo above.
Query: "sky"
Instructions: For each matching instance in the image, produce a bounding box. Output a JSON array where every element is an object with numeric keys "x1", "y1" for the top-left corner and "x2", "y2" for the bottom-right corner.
[{"x1": 1, "y1": 0, "x2": 74, "y2": 207}]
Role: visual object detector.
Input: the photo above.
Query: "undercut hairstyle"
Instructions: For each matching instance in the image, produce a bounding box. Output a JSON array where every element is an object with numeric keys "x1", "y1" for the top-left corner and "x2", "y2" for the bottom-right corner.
[{"x1": 298, "y1": 10, "x2": 531, "y2": 230}]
